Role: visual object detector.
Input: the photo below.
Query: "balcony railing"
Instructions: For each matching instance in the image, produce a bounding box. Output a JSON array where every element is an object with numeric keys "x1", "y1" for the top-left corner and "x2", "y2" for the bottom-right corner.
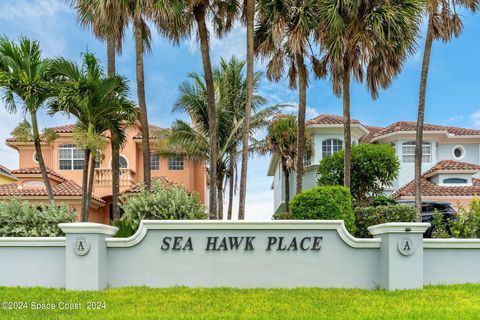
[{"x1": 95, "y1": 168, "x2": 136, "y2": 187}]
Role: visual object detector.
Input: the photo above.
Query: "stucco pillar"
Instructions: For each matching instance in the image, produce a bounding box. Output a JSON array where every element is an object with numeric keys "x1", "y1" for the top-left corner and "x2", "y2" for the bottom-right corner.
[
  {"x1": 59, "y1": 223, "x2": 118, "y2": 290},
  {"x1": 368, "y1": 222, "x2": 430, "y2": 290}
]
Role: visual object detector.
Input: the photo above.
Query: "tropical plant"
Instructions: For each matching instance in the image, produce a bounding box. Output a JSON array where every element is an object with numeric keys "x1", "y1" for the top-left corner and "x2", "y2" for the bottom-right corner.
[
  {"x1": 0, "y1": 199, "x2": 76, "y2": 237},
  {"x1": 0, "y1": 37, "x2": 55, "y2": 202},
  {"x1": 288, "y1": 186, "x2": 356, "y2": 235},
  {"x1": 121, "y1": 180, "x2": 207, "y2": 231},
  {"x1": 71, "y1": 0, "x2": 131, "y2": 220},
  {"x1": 263, "y1": 115, "x2": 312, "y2": 213},
  {"x1": 155, "y1": 0, "x2": 241, "y2": 219},
  {"x1": 317, "y1": 144, "x2": 400, "y2": 204},
  {"x1": 238, "y1": 0, "x2": 256, "y2": 220},
  {"x1": 255, "y1": 0, "x2": 321, "y2": 195},
  {"x1": 159, "y1": 58, "x2": 271, "y2": 219},
  {"x1": 414, "y1": 0, "x2": 479, "y2": 221},
  {"x1": 49, "y1": 52, "x2": 136, "y2": 222},
  {"x1": 316, "y1": 0, "x2": 423, "y2": 190}
]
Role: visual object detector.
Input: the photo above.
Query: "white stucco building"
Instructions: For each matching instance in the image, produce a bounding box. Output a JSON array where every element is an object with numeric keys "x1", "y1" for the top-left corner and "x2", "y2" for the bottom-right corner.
[{"x1": 268, "y1": 114, "x2": 480, "y2": 214}]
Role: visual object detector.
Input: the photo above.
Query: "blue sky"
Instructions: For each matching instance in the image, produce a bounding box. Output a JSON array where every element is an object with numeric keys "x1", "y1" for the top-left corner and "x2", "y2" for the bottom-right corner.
[{"x1": 0, "y1": 0, "x2": 479, "y2": 219}]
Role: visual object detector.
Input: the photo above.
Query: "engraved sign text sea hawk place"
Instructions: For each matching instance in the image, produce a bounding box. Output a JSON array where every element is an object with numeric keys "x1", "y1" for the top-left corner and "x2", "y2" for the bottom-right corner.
[{"x1": 160, "y1": 236, "x2": 323, "y2": 251}]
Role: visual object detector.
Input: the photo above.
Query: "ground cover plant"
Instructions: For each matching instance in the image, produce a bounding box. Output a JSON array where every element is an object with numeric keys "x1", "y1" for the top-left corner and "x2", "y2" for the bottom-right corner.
[{"x1": 1, "y1": 285, "x2": 480, "y2": 319}]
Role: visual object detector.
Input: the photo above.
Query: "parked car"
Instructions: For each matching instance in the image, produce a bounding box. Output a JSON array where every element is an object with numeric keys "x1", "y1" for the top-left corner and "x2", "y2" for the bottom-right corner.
[{"x1": 397, "y1": 200, "x2": 457, "y2": 237}]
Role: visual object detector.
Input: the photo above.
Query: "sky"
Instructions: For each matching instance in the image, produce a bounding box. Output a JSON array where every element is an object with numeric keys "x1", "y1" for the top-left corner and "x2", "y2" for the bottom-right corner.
[{"x1": 0, "y1": 0, "x2": 479, "y2": 220}]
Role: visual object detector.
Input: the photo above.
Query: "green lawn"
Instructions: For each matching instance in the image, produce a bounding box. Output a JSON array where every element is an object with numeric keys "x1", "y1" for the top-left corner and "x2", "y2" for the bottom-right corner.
[{"x1": 1, "y1": 284, "x2": 479, "y2": 319}]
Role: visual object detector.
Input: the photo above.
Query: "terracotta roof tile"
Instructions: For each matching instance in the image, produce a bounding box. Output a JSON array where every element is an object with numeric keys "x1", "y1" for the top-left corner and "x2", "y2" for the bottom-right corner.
[
  {"x1": 122, "y1": 176, "x2": 177, "y2": 194},
  {"x1": 307, "y1": 114, "x2": 360, "y2": 126},
  {"x1": 393, "y1": 160, "x2": 480, "y2": 198},
  {"x1": 133, "y1": 125, "x2": 166, "y2": 140},
  {"x1": 372, "y1": 121, "x2": 480, "y2": 141},
  {"x1": 360, "y1": 125, "x2": 384, "y2": 143},
  {"x1": 11, "y1": 167, "x2": 68, "y2": 181},
  {"x1": 0, "y1": 180, "x2": 105, "y2": 203}
]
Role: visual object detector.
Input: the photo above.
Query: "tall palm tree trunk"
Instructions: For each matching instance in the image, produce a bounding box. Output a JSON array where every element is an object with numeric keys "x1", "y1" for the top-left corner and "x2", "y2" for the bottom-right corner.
[
  {"x1": 111, "y1": 142, "x2": 121, "y2": 220},
  {"x1": 84, "y1": 155, "x2": 96, "y2": 222},
  {"x1": 283, "y1": 165, "x2": 290, "y2": 213},
  {"x1": 227, "y1": 151, "x2": 235, "y2": 220},
  {"x1": 415, "y1": 17, "x2": 434, "y2": 222},
  {"x1": 194, "y1": 5, "x2": 218, "y2": 219},
  {"x1": 217, "y1": 178, "x2": 223, "y2": 220},
  {"x1": 30, "y1": 111, "x2": 54, "y2": 203},
  {"x1": 81, "y1": 149, "x2": 91, "y2": 221},
  {"x1": 238, "y1": 0, "x2": 255, "y2": 220},
  {"x1": 107, "y1": 35, "x2": 122, "y2": 221},
  {"x1": 107, "y1": 34, "x2": 116, "y2": 75},
  {"x1": 295, "y1": 54, "x2": 307, "y2": 194},
  {"x1": 342, "y1": 68, "x2": 352, "y2": 189},
  {"x1": 134, "y1": 16, "x2": 151, "y2": 190}
]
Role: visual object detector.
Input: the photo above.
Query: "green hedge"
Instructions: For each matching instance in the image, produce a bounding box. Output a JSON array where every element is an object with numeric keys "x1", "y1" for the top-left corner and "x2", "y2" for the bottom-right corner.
[
  {"x1": 354, "y1": 205, "x2": 415, "y2": 238},
  {"x1": 0, "y1": 199, "x2": 76, "y2": 237},
  {"x1": 289, "y1": 186, "x2": 356, "y2": 235}
]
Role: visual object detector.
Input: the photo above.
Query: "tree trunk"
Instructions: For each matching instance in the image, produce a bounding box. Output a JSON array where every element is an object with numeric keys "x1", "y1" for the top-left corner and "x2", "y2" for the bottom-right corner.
[
  {"x1": 194, "y1": 6, "x2": 217, "y2": 219},
  {"x1": 217, "y1": 178, "x2": 223, "y2": 220},
  {"x1": 227, "y1": 151, "x2": 235, "y2": 220},
  {"x1": 30, "y1": 111, "x2": 54, "y2": 203},
  {"x1": 111, "y1": 140, "x2": 121, "y2": 221},
  {"x1": 81, "y1": 149, "x2": 91, "y2": 222},
  {"x1": 295, "y1": 54, "x2": 307, "y2": 194},
  {"x1": 107, "y1": 34, "x2": 116, "y2": 76},
  {"x1": 238, "y1": 0, "x2": 255, "y2": 220},
  {"x1": 415, "y1": 18, "x2": 434, "y2": 222},
  {"x1": 342, "y1": 68, "x2": 352, "y2": 189},
  {"x1": 134, "y1": 15, "x2": 151, "y2": 190},
  {"x1": 283, "y1": 165, "x2": 290, "y2": 214},
  {"x1": 84, "y1": 154, "x2": 96, "y2": 222}
]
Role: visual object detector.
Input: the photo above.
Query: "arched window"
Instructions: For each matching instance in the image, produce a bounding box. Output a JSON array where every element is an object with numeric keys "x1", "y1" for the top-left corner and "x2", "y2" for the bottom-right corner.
[
  {"x1": 443, "y1": 178, "x2": 468, "y2": 184},
  {"x1": 59, "y1": 144, "x2": 84, "y2": 170},
  {"x1": 322, "y1": 139, "x2": 343, "y2": 157},
  {"x1": 110, "y1": 155, "x2": 128, "y2": 169}
]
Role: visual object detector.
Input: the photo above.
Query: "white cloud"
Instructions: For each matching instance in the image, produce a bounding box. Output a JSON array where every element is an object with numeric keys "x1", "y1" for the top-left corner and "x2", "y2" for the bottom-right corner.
[
  {"x1": 470, "y1": 111, "x2": 480, "y2": 128},
  {"x1": 445, "y1": 115, "x2": 464, "y2": 123},
  {"x1": 0, "y1": 102, "x2": 22, "y2": 169},
  {"x1": 281, "y1": 104, "x2": 319, "y2": 119}
]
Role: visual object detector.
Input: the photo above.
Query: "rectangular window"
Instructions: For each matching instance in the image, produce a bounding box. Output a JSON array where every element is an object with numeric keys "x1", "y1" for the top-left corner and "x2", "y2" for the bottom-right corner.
[
  {"x1": 168, "y1": 157, "x2": 184, "y2": 170},
  {"x1": 150, "y1": 153, "x2": 160, "y2": 170},
  {"x1": 402, "y1": 142, "x2": 431, "y2": 163},
  {"x1": 303, "y1": 154, "x2": 311, "y2": 166},
  {"x1": 59, "y1": 144, "x2": 85, "y2": 170}
]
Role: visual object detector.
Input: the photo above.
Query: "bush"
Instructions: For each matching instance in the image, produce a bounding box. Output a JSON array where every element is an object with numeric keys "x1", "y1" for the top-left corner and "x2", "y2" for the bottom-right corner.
[
  {"x1": 112, "y1": 219, "x2": 136, "y2": 238},
  {"x1": 354, "y1": 205, "x2": 415, "y2": 238},
  {"x1": 0, "y1": 199, "x2": 76, "y2": 237},
  {"x1": 449, "y1": 198, "x2": 480, "y2": 238},
  {"x1": 371, "y1": 195, "x2": 397, "y2": 207},
  {"x1": 317, "y1": 144, "x2": 400, "y2": 204},
  {"x1": 288, "y1": 186, "x2": 356, "y2": 235},
  {"x1": 121, "y1": 180, "x2": 207, "y2": 231}
]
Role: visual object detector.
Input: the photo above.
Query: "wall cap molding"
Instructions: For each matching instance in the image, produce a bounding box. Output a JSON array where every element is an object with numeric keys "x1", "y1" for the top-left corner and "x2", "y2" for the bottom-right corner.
[
  {"x1": 424, "y1": 238, "x2": 480, "y2": 248},
  {"x1": 368, "y1": 222, "x2": 431, "y2": 236},
  {"x1": 0, "y1": 237, "x2": 65, "y2": 247},
  {"x1": 106, "y1": 220, "x2": 381, "y2": 249},
  {"x1": 59, "y1": 222, "x2": 118, "y2": 236}
]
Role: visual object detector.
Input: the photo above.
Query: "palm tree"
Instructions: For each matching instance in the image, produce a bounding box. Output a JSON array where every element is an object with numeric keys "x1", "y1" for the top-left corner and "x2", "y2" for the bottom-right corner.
[
  {"x1": 316, "y1": 0, "x2": 423, "y2": 190},
  {"x1": 237, "y1": 0, "x2": 255, "y2": 220},
  {"x1": 414, "y1": 0, "x2": 479, "y2": 221},
  {"x1": 154, "y1": 0, "x2": 240, "y2": 219},
  {"x1": 72, "y1": 0, "x2": 130, "y2": 220},
  {"x1": 255, "y1": 0, "x2": 320, "y2": 196},
  {"x1": 159, "y1": 61, "x2": 270, "y2": 219},
  {"x1": 49, "y1": 53, "x2": 136, "y2": 221},
  {"x1": 0, "y1": 37, "x2": 55, "y2": 202},
  {"x1": 263, "y1": 115, "x2": 311, "y2": 213}
]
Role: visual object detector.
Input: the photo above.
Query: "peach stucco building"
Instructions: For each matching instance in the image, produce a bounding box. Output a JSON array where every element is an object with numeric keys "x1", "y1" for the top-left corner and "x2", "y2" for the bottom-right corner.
[{"x1": 0, "y1": 124, "x2": 207, "y2": 223}]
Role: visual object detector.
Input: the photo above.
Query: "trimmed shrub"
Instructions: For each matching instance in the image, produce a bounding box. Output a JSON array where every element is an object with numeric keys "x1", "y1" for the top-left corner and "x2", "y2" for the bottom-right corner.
[
  {"x1": 0, "y1": 199, "x2": 76, "y2": 237},
  {"x1": 288, "y1": 186, "x2": 356, "y2": 235},
  {"x1": 112, "y1": 219, "x2": 136, "y2": 238},
  {"x1": 371, "y1": 195, "x2": 397, "y2": 207},
  {"x1": 354, "y1": 205, "x2": 415, "y2": 238},
  {"x1": 121, "y1": 180, "x2": 207, "y2": 231}
]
